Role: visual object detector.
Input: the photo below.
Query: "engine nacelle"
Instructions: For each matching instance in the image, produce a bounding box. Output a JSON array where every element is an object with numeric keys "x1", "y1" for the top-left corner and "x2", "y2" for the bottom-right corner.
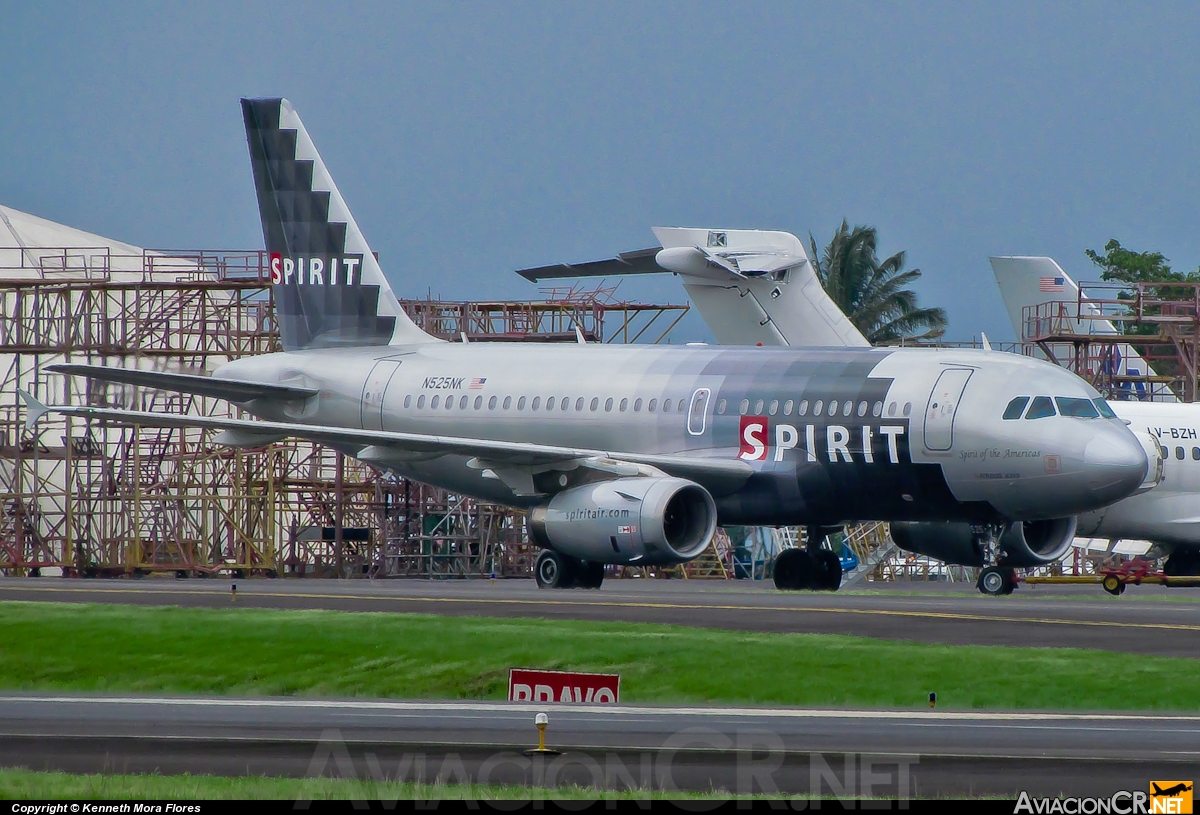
[
  {"x1": 999, "y1": 516, "x2": 1078, "y2": 566},
  {"x1": 891, "y1": 517, "x2": 1078, "y2": 568},
  {"x1": 528, "y1": 477, "x2": 717, "y2": 566}
]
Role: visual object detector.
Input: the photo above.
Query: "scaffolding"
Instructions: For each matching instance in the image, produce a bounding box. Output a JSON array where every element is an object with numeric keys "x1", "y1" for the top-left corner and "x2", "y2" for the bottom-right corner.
[
  {"x1": 404, "y1": 282, "x2": 690, "y2": 345},
  {"x1": 0, "y1": 246, "x2": 692, "y2": 578},
  {"x1": 1021, "y1": 280, "x2": 1200, "y2": 402}
]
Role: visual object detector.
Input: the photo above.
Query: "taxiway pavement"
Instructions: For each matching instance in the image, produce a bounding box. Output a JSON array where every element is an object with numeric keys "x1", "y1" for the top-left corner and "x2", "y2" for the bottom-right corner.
[
  {"x1": 1, "y1": 694, "x2": 1195, "y2": 797},
  {"x1": 2, "y1": 576, "x2": 1200, "y2": 657}
]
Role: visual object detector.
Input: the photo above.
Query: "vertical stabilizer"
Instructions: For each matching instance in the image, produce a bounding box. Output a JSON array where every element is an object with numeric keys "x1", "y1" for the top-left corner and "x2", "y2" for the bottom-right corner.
[
  {"x1": 990, "y1": 256, "x2": 1113, "y2": 338},
  {"x1": 241, "y1": 98, "x2": 437, "y2": 350},
  {"x1": 651, "y1": 228, "x2": 870, "y2": 348}
]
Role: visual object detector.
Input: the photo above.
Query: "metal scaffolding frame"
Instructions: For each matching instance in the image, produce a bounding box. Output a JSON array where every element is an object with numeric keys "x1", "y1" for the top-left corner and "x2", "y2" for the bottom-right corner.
[
  {"x1": 1021, "y1": 279, "x2": 1200, "y2": 402},
  {"x1": 0, "y1": 247, "x2": 692, "y2": 578}
]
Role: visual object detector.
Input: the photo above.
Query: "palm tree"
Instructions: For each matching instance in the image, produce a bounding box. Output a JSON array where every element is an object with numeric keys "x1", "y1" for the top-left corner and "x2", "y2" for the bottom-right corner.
[{"x1": 808, "y1": 221, "x2": 947, "y2": 344}]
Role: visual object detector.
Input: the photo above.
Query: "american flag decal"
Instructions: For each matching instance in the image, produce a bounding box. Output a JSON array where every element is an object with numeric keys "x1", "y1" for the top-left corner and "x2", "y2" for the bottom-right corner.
[
  {"x1": 469, "y1": 378, "x2": 487, "y2": 389},
  {"x1": 1039, "y1": 276, "x2": 1065, "y2": 293}
]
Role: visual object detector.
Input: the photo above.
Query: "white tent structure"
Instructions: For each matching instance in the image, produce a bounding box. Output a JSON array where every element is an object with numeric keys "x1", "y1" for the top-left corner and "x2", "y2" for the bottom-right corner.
[{"x1": 0, "y1": 204, "x2": 276, "y2": 576}]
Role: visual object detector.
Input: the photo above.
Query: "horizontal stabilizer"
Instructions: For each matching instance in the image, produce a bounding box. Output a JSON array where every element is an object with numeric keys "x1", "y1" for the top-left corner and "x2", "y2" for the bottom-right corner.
[
  {"x1": 17, "y1": 389, "x2": 49, "y2": 431},
  {"x1": 45, "y1": 364, "x2": 318, "y2": 403},
  {"x1": 516, "y1": 228, "x2": 810, "y2": 284},
  {"x1": 517, "y1": 248, "x2": 663, "y2": 282}
]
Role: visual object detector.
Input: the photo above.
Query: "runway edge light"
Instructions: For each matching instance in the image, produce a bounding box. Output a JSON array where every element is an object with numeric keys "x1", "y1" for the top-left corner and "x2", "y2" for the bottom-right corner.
[{"x1": 525, "y1": 711, "x2": 561, "y2": 756}]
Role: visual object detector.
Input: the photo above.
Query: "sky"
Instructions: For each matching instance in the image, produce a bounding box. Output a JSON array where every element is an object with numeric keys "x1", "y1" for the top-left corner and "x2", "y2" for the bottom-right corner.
[{"x1": 4, "y1": 2, "x2": 1200, "y2": 343}]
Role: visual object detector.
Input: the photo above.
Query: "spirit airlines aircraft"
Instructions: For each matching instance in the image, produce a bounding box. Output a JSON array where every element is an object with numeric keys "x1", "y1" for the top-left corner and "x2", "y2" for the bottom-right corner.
[
  {"x1": 993, "y1": 256, "x2": 1200, "y2": 577},
  {"x1": 524, "y1": 232, "x2": 1168, "y2": 593},
  {"x1": 18, "y1": 99, "x2": 1149, "y2": 593}
]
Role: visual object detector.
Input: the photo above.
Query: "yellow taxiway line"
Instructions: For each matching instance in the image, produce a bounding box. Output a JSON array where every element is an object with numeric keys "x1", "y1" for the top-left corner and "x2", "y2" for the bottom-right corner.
[{"x1": 3, "y1": 582, "x2": 1200, "y2": 634}]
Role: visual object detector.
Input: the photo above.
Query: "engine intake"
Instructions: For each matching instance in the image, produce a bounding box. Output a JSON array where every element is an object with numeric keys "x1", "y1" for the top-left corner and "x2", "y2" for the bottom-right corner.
[
  {"x1": 891, "y1": 517, "x2": 1078, "y2": 568},
  {"x1": 528, "y1": 477, "x2": 717, "y2": 565}
]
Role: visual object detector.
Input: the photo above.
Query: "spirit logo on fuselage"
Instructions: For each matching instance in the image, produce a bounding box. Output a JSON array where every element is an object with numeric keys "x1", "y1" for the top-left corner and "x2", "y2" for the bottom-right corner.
[
  {"x1": 269, "y1": 253, "x2": 364, "y2": 286},
  {"x1": 739, "y1": 415, "x2": 908, "y2": 464}
]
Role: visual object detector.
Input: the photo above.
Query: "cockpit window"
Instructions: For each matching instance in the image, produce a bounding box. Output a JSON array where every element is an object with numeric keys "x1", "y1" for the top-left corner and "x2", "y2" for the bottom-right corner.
[
  {"x1": 1093, "y1": 398, "x2": 1117, "y2": 419},
  {"x1": 1025, "y1": 396, "x2": 1056, "y2": 419},
  {"x1": 1056, "y1": 397, "x2": 1100, "y2": 418},
  {"x1": 1002, "y1": 397, "x2": 1029, "y2": 420}
]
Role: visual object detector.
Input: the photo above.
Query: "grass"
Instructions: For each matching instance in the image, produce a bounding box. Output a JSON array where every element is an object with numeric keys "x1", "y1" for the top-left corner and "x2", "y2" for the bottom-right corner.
[
  {"x1": 0, "y1": 768, "x2": 746, "y2": 800},
  {"x1": 0, "y1": 600, "x2": 1198, "y2": 711}
]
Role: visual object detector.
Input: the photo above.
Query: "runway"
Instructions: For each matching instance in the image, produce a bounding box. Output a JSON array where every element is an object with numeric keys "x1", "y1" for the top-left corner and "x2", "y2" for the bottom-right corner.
[
  {"x1": 1, "y1": 693, "x2": 1195, "y2": 797},
  {"x1": 3, "y1": 576, "x2": 1200, "y2": 657}
]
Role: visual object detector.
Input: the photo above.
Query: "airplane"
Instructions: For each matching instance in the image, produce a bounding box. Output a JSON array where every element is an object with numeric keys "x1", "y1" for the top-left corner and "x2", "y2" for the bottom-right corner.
[
  {"x1": 17, "y1": 98, "x2": 1150, "y2": 595},
  {"x1": 1151, "y1": 782, "x2": 1193, "y2": 797},
  {"x1": 992, "y1": 256, "x2": 1200, "y2": 576},
  {"x1": 520, "y1": 232, "x2": 1170, "y2": 593}
]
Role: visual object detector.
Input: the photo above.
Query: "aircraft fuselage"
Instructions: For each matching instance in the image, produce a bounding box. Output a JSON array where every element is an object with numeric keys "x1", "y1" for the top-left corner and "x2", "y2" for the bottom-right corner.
[{"x1": 220, "y1": 342, "x2": 1147, "y2": 527}]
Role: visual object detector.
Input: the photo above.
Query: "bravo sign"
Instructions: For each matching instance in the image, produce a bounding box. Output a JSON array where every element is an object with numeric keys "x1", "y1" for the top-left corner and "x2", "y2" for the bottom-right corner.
[{"x1": 508, "y1": 668, "x2": 620, "y2": 704}]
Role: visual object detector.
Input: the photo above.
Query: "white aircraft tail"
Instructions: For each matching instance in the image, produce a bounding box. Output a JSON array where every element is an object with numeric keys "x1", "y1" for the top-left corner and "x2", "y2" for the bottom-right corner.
[
  {"x1": 990, "y1": 256, "x2": 1174, "y2": 402},
  {"x1": 651, "y1": 228, "x2": 868, "y2": 347},
  {"x1": 517, "y1": 227, "x2": 868, "y2": 347},
  {"x1": 241, "y1": 98, "x2": 436, "y2": 351}
]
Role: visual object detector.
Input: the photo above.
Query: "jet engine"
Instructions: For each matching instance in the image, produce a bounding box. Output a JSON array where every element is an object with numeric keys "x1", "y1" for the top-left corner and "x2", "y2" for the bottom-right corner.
[
  {"x1": 528, "y1": 476, "x2": 717, "y2": 566},
  {"x1": 891, "y1": 517, "x2": 1078, "y2": 568}
]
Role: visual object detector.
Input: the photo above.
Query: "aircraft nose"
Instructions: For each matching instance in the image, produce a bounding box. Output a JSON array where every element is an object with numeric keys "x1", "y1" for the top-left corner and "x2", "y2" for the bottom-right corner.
[{"x1": 1083, "y1": 429, "x2": 1149, "y2": 503}]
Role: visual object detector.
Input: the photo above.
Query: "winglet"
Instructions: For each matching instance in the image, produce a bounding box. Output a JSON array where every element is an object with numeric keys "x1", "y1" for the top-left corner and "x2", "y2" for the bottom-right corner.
[
  {"x1": 17, "y1": 389, "x2": 50, "y2": 430},
  {"x1": 980, "y1": 332, "x2": 992, "y2": 351}
]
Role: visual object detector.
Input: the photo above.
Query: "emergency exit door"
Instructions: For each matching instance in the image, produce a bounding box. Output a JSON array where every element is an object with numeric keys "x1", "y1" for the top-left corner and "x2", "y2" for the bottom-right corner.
[{"x1": 923, "y1": 368, "x2": 973, "y2": 451}]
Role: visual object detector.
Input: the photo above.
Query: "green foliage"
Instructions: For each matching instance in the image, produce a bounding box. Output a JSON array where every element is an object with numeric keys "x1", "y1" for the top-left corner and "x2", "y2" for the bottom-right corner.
[
  {"x1": 1085, "y1": 239, "x2": 1200, "y2": 287},
  {"x1": 809, "y1": 221, "x2": 947, "y2": 344},
  {"x1": 2, "y1": 601, "x2": 1200, "y2": 711}
]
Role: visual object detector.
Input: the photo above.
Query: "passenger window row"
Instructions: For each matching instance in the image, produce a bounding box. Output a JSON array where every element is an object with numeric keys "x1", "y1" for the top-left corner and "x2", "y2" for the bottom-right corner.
[
  {"x1": 1172, "y1": 446, "x2": 1200, "y2": 461},
  {"x1": 398, "y1": 392, "x2": 912, "y2": 421},
  {"x1": 401, "y1": 393, "x2": 689, "y2": 414},
  {"x1": 714, "y1": 398, "x2": 902, "y2": 418},
  {"x1": 1002, "y1": 396, "x2": 1116, "y2": 420}
]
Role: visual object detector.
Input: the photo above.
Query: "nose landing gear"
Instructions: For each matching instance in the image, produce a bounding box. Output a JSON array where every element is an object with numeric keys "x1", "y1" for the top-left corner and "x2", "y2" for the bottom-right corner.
[
  {"x1": 977, "y1": 565, "x2": 1016, "y2": 596},
  {"x1": 973, "y1": 524, "x2": 1018, "y2": 596}
]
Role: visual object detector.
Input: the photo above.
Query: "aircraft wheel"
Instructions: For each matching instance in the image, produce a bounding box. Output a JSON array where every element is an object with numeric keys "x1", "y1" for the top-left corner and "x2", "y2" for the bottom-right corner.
[
  {"x1": 1164, "y1": 551, "x2": 1200, "y2": 577},
  {"x1": 577, "y1": 561, "x2": 605, "y2": 589},
  {"x1": 773, "y1": 548, "x2": 814, "y2": 590},
  {"x1": 1102, "y1": 574, "x2": 1126, "y2": 596},
  {"x1": 977, "y1": 566, "x2": 1015, "y2": 596},
  {"x1": 813, "y1": 549, "x2": 843, "y2": 591},
  {"x1": 534, "y1": 550, "x2": 576, "y2": 589}
]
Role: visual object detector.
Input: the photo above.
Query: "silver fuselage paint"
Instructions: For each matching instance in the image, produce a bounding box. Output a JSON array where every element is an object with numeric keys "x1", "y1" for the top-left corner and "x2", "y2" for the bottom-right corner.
[{"x1": 220, "y1": 342, "x2": 1146, "y2": 526}]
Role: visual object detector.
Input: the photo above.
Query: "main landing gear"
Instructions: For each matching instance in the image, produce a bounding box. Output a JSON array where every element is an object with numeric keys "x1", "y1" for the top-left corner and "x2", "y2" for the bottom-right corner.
[
  {"x1": 1163, "y1": 549, "x2": 1200, "y2": 578},
  {"x1": 773, "y1": 527, "x2": 843, "y2": 591},
  {"x1": 534, "y1": 550, "x2": 605, "y2": 589}
]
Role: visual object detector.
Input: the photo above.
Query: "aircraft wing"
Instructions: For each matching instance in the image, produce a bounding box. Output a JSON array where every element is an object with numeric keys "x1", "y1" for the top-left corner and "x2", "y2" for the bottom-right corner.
[
  {"x1": 19, "y1": 393, "x2": 752, "y2": 497},
  {"x1": 516, "y1": 248, "x2": 664, "y2": 282},
  {"x1": 45, "y1": 364, "x2": 318, "y2": 403}
]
